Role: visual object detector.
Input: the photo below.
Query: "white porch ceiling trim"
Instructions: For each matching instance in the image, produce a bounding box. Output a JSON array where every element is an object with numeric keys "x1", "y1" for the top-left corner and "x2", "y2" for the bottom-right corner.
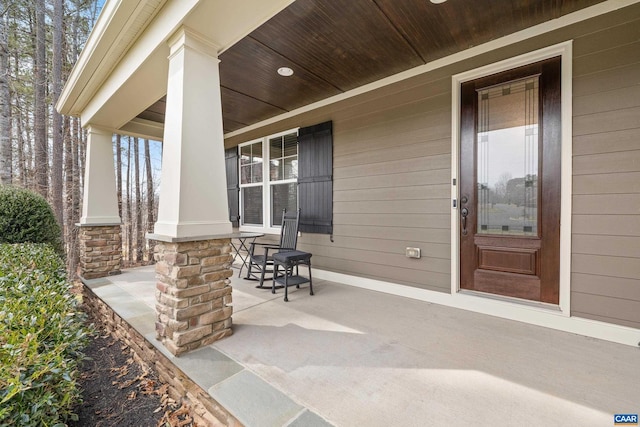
[
  {"x1": 118, "y1": 117, "x2": 164, "y2": 141},
  {"x1": 225, "y1": 0, "x2": 640, "y2": 140}
]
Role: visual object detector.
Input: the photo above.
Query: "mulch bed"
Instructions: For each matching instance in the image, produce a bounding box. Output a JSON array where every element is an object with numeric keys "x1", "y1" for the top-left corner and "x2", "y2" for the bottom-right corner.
[{"x1": 70, "y1": 310, "x2": 197, "y2": 427}]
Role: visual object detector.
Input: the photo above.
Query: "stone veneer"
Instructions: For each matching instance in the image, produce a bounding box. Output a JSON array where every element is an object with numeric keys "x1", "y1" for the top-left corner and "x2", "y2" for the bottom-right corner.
[
  {"x1": 79, "y1": 224, "x2": 122, "y2": 279},
  {"x1": 82, "y1": 286, "x2": 240, "y2": 426},
  {"x1": 153, "y1": 239, "x2": 233, "y2": 356}
]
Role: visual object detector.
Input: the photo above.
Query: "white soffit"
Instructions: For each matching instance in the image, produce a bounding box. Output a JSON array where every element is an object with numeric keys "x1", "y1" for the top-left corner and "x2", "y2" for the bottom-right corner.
[{"x1": 118, "y1": 117, "x2": 164, "y2": 141}]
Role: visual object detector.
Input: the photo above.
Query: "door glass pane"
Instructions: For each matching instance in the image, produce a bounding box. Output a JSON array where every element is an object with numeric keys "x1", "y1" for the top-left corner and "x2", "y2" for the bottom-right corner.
[
  {"x1": 242, "y1": 187, "x2": 263, "y2": 225},
  {"x1": 271, "y1": 183, "x2": 297, "y2": 226},
  {"x1": 477, "y1": 76, "x2": 539, "y2": 236}
]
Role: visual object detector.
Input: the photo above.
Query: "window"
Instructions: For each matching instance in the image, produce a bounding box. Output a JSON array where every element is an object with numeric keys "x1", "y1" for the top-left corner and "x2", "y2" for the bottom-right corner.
[
  {"x1": 230, "y1": 121, "x2": 333, "y2": 235},
  {"x1": 269, "y1": 132, "x2": 298, "y2": 225},
  {"x1": 240, "y1": 140, "x2": 264, "y2": 225},
  {"x1": 239, "y1": 129, "x2": 298, "y2": 231}
]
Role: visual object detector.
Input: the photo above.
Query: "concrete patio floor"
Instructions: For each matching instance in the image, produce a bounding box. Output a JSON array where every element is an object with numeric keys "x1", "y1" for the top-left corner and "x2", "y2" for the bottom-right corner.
[{"x1": 85, "y1": 265, "x2": 640, "y2": 427}]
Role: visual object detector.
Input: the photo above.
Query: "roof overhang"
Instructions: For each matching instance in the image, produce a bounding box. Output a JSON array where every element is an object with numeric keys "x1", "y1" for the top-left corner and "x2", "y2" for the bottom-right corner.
[
  {"x1": 56, "y1": 0, "x2": 170, "y2": 118},
  {"x1": 58, "y1": 0, "x2": 640, "y2": 141},
  {"x1": 57, "y1": 0, "x2": 296, "y2": 135}
]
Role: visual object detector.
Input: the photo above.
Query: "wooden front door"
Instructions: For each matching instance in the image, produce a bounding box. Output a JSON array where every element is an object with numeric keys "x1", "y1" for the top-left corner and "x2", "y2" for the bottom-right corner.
[{"x1": 459, "y1": 57, "x2": 561, "y2": 304}]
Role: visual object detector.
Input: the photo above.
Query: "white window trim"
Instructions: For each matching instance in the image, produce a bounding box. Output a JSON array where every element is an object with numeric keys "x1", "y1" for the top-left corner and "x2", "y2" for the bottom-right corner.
[
  {"x1": 238, "y1": 137, "x2": 264, "y2": 231},
  {"x1": 450, "y1": 41, "x2": 573, "y2": 317},
  {"x1": 239, "y1": 128, "x2": 299, "y2": 235}
]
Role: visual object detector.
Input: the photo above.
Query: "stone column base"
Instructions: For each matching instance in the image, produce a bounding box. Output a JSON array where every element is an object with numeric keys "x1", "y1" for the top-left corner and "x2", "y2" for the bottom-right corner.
[
  {"x1": 153, "y1": 239, "x2": 233, "y2": 356},
  {"x1": 79, "y1": 224, "x2": 122, "y2": 279}
]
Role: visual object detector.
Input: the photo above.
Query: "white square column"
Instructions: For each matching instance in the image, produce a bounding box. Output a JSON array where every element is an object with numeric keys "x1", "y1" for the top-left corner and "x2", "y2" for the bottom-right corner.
[
  {"x1": 153, "y1": 28, "x2": 232, "y2": 239},
  {"x1": 80, "y1": 125, "x2": 121, "y2": 225}
]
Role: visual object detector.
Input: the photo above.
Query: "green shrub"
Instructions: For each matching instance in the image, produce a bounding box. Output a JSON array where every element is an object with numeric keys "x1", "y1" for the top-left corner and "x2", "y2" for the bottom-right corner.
[
  {"x1": 0, "y1": 243, "x2": 90, "y2": 426},
  {"x1": 0, "y1": 186, "x2": 63, "y2": 254}
]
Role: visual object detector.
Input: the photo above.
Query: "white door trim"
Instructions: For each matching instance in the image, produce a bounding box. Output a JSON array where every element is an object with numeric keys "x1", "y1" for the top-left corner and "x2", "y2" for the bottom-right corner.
[{"x1": 450, "y1": 41, "x2": 573, "y2": 317}]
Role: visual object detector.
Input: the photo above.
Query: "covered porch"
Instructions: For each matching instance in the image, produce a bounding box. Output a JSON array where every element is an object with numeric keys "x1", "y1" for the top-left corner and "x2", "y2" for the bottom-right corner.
[
  {"x1": 59, "y1": 4, "x2": 640, "y2": 422},
  {"x1": 56, "y1": 0, "x2": 640, "y2": 358},
  {"x1": 84, "y1": 265, "x2": 639, "y2": 426}
]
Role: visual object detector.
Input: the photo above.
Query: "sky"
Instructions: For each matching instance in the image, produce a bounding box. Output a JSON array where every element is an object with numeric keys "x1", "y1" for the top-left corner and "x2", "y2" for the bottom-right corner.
[
  {"x1": 95, "y1": 0, "x2": 106, "y2": 16},
  {"x1": 113, "y1": 137, "x2": 163, "y2": 197}
]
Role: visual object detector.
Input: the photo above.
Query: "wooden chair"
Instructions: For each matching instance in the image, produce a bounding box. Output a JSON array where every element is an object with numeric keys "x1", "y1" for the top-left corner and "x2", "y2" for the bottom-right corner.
[{"x1": 246, "y1": 208, "x2": 300, "y2": 288}]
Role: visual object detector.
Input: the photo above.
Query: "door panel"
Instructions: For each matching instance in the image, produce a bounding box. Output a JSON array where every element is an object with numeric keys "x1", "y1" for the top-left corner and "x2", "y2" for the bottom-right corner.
[
  {"x1": 477, "y1": 246, "x2": 537, "y2": 275},
  {"x1": 459, "y1": 57, "x2": 561, "y2": 304}
]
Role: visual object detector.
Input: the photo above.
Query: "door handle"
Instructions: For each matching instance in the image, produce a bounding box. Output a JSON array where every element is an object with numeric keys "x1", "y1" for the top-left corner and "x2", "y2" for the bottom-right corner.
[{"x1": 461, "y1": 207, "x2": 469, "y2": 235}]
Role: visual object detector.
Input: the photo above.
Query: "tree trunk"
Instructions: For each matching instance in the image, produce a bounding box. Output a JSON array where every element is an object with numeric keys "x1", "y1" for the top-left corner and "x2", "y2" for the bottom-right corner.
[
  {"x1": 15, "y1": 95, "x2": 29, "y2": 186},
  {"x1": 12, "y1": 42, "x2": 27, "y2": 186},
  {"x1": 133, "y1": 137, "x2": 142, "y2": 262},
  {"x1": 126, "y1": 136, "x2": 132, "y2": 263},
  {"x1": 51, "y1": 0, "x2": 64, "y2": 224},
  {"x1": 71, "y1": 116, "x2": 80, "y2": 269},
  {"x1": 33, "y1": 0, "x2": 47, "y2": 197},
  {"x1": 64, "y1": 116, "x2": 78, "y2": 278},
  {"x1": 116, "y1": 134, "x2": 122, "y2": 218},
  {"x1": 69, "y1": 8, "x2": 82, "y2": 276},
  {"x1": 144, "y1": 139, "x2": 155, "y2": 261},
  {"x1": 79, "y1": 128, "x2": 85, "y2": 190},
  {"x1": 0, "y1": 11, "x2": 11, "y2": 185},
  {"x1": 16, "y1": 106, "x2": 26, "y2": 186}
]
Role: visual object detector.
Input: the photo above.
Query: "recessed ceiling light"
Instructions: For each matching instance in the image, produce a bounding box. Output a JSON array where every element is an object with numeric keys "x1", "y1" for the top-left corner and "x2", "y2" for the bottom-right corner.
[
  {"x1": 277, "y1": 67, "x2": 294, "y2": 77},
  {"x1": 430, "y1": 0, "x2": 447, "y2": 3}
]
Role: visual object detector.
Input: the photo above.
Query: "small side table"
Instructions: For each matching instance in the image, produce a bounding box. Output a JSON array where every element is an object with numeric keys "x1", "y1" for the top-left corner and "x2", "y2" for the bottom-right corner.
[
  {"x1": 228, "y1": 232, "x2": 264, "y2": 278},
  {"x1": 272, "y1": 251, "x2": 313, "y2": 302}
]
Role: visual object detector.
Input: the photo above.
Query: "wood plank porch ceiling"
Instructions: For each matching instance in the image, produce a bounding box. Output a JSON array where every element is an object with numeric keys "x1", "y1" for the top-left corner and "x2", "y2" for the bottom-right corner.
[{"x1": 136, "y1": 0, "x2": 604, "y2": 135}]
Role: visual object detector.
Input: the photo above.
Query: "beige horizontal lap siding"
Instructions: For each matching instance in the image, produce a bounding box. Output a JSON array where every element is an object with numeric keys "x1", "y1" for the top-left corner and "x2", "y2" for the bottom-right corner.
[
  {"x1": 228, "y1": 3, "x2": 640, "y2": 315},
  {"x1": 295, "y1": 74, "x2": 453, "y2": 291},
  {"x1": 571, "y1": 12, "x2": 640, "y2": 329}
]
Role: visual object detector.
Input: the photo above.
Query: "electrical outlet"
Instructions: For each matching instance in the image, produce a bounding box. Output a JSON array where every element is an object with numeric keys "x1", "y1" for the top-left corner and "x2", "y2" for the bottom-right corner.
[{"x1": 405, "y1": 247, "x2": 421, "y2": 259}]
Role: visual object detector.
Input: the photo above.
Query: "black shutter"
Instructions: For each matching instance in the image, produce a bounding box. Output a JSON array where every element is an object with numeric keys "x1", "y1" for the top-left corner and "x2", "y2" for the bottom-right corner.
[
  {"x1": 225, "y1": 147, "x2": 240, "y2": 227},
  {"x1": 298, "y1": 121, "x2": 333, "y2": 234}
]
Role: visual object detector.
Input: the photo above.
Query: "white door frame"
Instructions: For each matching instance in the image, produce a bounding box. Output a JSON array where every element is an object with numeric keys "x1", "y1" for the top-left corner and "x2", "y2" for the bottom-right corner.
[{"x1": 450, "y1": 41, "x2": 573, "y2": 317}]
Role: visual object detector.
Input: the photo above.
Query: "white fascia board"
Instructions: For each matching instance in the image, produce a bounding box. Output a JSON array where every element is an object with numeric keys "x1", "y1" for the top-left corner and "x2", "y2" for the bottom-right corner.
[
  {"x1": 56, "y1": 0, "x2": 119, "y2": 115},
  {"x1": 80, "y1": 0, "x2": 200, "y2": 127},
  {"x1": 58, "y1": 0, "x2": 163, "y2": 116},
  {"x1": 225, "y1": 0, "x2": 640, "y2": 140}
]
